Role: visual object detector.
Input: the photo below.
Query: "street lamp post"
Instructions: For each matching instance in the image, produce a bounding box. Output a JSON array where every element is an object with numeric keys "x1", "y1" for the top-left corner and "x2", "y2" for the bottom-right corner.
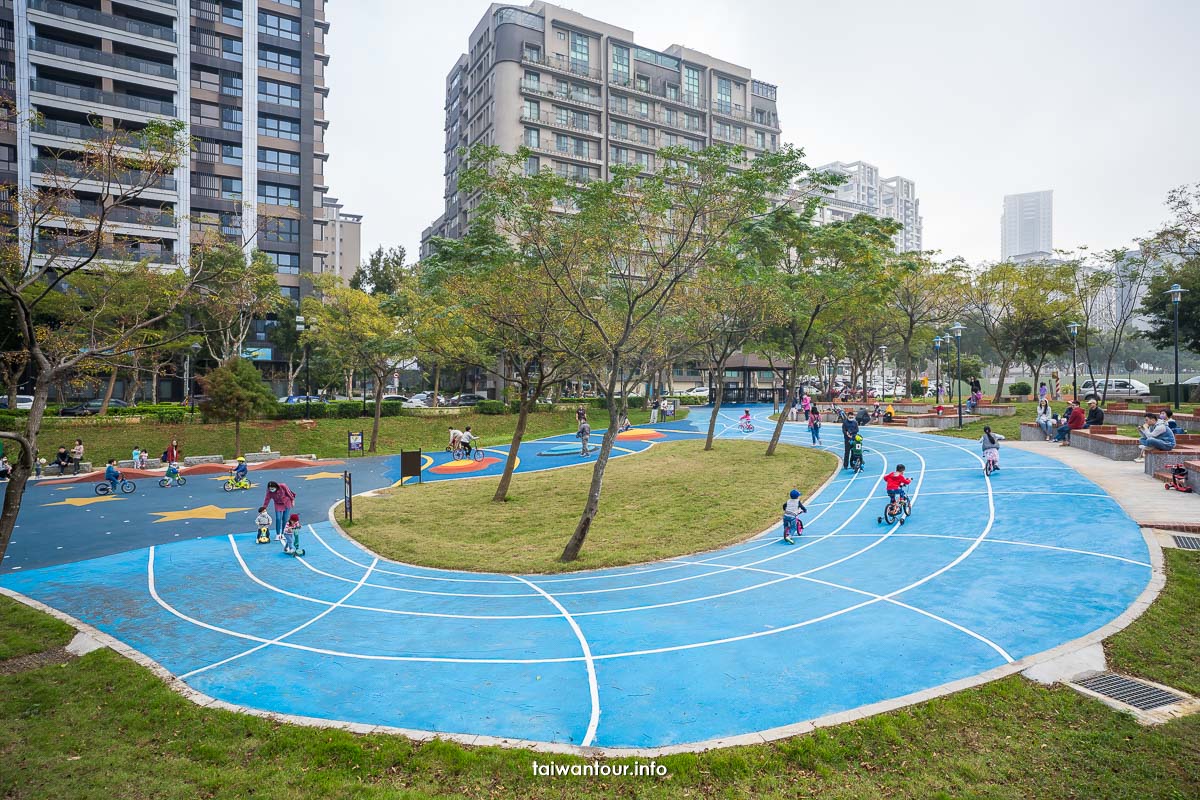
[
  {"x1": 825, "y1": 340, "x2": 835, "y2": 401},
  {"x1": 933, "y1": 336, "x2": 942, "y2": 405},
  {"x1": 879, "y1": 344, "x2": 888, "y2": 403},
  {"x1": 296, "y1": 315, "x2": 313, "y2": 419},
  {"x1": 1165, "y1": 284, "x2": 1187, "y2": 410},
  {"x1": 186, "y1": 342, "x2": 201, "y2": 416},
  {"x1": 950, "y1": 322, "x2": 965, "y2": 428},
  {"x1": 1067, "y1": 322, "x2": 1079, "y2": 404}
]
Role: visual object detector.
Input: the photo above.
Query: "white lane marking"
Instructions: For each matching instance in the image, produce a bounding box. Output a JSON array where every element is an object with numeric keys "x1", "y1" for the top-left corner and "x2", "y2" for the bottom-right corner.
[
  {"x1": 178, "y1": 553, "x2": 379, "y2": 680},
  {"x1": 826, "y1": 533, "x2": 1151, "y2": 567},
  {"x1": 291, "y1": 548, "x2": 540, "y2": 598},
  {"x1": 226, "y1": 535, "x2": 560, "y2": 619},
  {"x1": 668, "y1": 557, "x2": 1014, "y2": 662},
  {"x1": 512, "y1": 575, "x2": 601, "y2": 748},
  {"x1": 302, "y1": 524, "x2": 517, "y2": 584}
]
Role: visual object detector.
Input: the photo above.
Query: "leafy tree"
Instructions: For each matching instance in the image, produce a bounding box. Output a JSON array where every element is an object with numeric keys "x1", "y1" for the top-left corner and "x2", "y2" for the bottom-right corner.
[
  {"x1": 351, "y1": 245, "x2": 406, "y2": 296},
  {"x1": 194, "y1": 243, "x2": 283, "y2": 362},
  {"x1": 266, "y1": 302, "x2": 305, "y2": 395},
  {"x1": 463, "y1": 142, "x2": 805, "y2": 562},
  {"x1": 891, "y1": 253, "x2": 966, "y2": 393},
  {"x1": 197, "y1": 358, "x2": 278, "y2": 456},
  {"x1": 1139, "y1": 185, "x2": 1200, "y2": 354}
]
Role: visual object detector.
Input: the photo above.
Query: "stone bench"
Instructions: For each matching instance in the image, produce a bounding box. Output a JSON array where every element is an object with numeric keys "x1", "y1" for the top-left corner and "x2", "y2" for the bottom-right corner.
[
  {"x1": 1153, "y1": 459, "x2": 1200, "y2": 492},
  {"x1": 906, "y1": 413, "x2": 982, "y2": 429},
  {"x1": 118, "y1": 458, "x2": 163, "y2": 470},
  {"x1": 183, "y1": 455, "x2": 225, "y2": 466},
  {"x1": 1143, "y1": 445, "x2": 1200, "y2": 478},
  {"x1": 971, "y1": 404, "x2": 1017, "y2": 417},
  {"x1": 43, "y1": 461, "x2": 92, "y2": 475},
  {"x1": 1020, "y1": 422, "x2": 1045, "y2": 442},
  {"x1": 244, "y1": 451, "x2": 281, "y2": 463},
  {"x1": 1070, "y1": 428, "x2": 1141, "y2": 461}
]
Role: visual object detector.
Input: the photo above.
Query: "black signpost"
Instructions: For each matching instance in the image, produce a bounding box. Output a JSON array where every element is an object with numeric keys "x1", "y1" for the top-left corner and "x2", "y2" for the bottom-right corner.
[
  {"x1": 342, "y1": 470, "x2": 353, "y2": 522},
  {"x1": 400, "y1": 449, "x2": 423, "y2": 485},
  {"x1": 347, "y1": 431, "x2": 364, "y2": 458}
]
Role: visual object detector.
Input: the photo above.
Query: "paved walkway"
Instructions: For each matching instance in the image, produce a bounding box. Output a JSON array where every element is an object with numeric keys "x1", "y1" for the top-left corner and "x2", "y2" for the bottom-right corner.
[{"x1": 1007, "y1": 439, "x2": 1200, "y2": 527}]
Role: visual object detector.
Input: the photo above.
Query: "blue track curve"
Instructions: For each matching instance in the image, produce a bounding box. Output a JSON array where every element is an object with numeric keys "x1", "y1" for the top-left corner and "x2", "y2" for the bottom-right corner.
[{"x1": 0, "y1": 406, "x2": 1151, "y2": 750}]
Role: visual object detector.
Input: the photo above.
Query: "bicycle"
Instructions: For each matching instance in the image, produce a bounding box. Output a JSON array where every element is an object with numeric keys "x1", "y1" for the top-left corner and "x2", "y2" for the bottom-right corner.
[
  {"x1": 877, "y1": 491, "x2": 911, "y2": 525},
  {"x1": 983, "y1": 449, "x2": 999, "y2": 477},
  {"x1": 737, "y1": 421, "x2": 755, "y2": 433},
  {"x1": 223, "y1": 471, "x2": 253, "y2": 492},
  {"x1": 158, "y1": 475, "x2": 187, "y2": 488},
  {"x1": 447, "y1": 443, "x2": 485, "y2": 462},
  {"x1": 96, "y1": 478, "x2": 136, "y2": 496}
]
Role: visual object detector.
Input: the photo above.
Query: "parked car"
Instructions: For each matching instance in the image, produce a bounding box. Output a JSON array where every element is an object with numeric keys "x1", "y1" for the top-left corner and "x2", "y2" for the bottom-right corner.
[
  {"x1": 280, "y1": 395, "x2": 326, "y2": 404},
  {"x1": 409, "y1": 392, "x2": 447, "y2": 406},
  {"x1": 449, "y1": 393, "x2": 488, "y2": 407},
  {"x1": 1079, "y1": 378, "x2": 1151, "y2": 402},
  {"x1": 682, "y1": 386, "x2": 710, "y2": 397},
  {"x1": 0, "y1": 395, "x2": 34, "y2": 410},
  {"x1": 58, "y1": 398, "x2": 132, "y2": 416}
]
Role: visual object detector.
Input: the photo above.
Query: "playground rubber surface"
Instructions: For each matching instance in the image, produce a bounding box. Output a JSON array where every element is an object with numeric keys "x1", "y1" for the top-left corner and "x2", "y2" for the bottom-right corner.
[{"x1": 0, "y1": 407, "x2": 1151, "y2": 751}]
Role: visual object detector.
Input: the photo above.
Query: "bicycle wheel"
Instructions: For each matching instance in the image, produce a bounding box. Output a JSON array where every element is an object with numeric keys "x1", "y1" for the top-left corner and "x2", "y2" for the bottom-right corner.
[
  {"x1": 983, "y1": 459, "x2": 993, "y2": 477},
  {"x1": 223, "y1": 480, "x2": 233, "y2": 492},
  {"x1": 158, "y1": 478, "x2": 170, "y2": 488},
  {"x1": 95, "y1": 483, "x2": 110, "y2": 496},
  {"x1": 471, "y1": 447, "x2": 484, "y2": 462},
  {"x1": 177, "y1": 476, "x2": 187, "y2": 486},
  {"x1": 120, "y1": 480, "x2": 136, "y2": 494},
  {"x1": 883, "y1": 504, "x2": 898, "y2": 525}
]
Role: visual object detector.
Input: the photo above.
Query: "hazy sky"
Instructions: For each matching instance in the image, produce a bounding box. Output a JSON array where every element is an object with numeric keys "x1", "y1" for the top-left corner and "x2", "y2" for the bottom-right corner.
[{"x1": 324, "y1": 0, "x2": 1200, "y2": 266}]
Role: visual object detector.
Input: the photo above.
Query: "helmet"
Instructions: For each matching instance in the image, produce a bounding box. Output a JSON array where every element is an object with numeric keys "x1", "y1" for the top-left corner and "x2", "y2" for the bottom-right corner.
[
  {"x1": 789, "y1": 489, "x2": 800, "y2": 499},
  {"x1": 854, "y1": 434, "x2": 863, "y2": 442},
  {"x1": 236, "y1": 456, "x2": 245, "y2": 462}
]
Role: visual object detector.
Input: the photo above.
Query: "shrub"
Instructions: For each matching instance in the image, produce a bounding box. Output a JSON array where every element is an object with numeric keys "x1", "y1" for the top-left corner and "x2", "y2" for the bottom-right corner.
[
  {"x1": 1008, "y1": 381, "x2": 1033, "y2": 396},
  {"x1": 476, "y1": 400, "x2": 507, "y2": 415},
  {"x1": 0, "y1": 412, "x2": 19, "y2": 430},
  {"x1": 911, "y1": 380, "x2": 925, "y2": 398},
  {"x1": 327, "y1": 401, "x2": 364, "y2": 419},
  {"x1": 560, "y1": 397, "x2": 605, "y2": 409},
  {"x1": 152, "y1": 409, "x2": 186, "y2": 424},
  {"x1": 626, "y1": 396, "x2": 646, "y2": 410},
  {"x1": 668, "y1": 395, "x2": 706, "y2": 406}
]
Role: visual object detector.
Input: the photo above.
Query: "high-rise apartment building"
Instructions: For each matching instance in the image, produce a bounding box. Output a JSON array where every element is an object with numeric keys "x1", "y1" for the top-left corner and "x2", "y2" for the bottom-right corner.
[
  {"x1": 1, "y1": 0, "x2": 342, "y2": 380},
  {"x1": 420, "y1": 1, "x2": 782, "y2": 257},
  {"x1": 1001, "y1": 189, "x2": 1052, "y2": 261},
  {"x1": 319, "y1": 194, "x2": 360, "y2": 284},
  {"x1": 813, "y1": 160, "x2": 923, "y2": 252}
]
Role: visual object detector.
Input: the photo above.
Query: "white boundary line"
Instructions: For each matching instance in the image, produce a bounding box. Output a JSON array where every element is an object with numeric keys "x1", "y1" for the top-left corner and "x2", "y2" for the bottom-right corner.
[{"x1": 511, "y1": 575, "x2": 602, "y2": 748}]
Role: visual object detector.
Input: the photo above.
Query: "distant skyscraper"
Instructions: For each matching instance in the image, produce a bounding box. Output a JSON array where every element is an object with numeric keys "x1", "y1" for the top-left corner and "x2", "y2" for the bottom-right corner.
[
  {"x1": 812, "y1": 160, "x2": 923, "y2": 252},
  {"x1": 1001, "y1": 190, "x2": 1053, "y2": 261}
]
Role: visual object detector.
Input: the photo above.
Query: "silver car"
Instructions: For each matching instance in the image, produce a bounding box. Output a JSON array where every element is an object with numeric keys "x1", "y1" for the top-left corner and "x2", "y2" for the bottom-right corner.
[{"x1": 1079, "y1": 378, "x2": 1151, "y2": 401}]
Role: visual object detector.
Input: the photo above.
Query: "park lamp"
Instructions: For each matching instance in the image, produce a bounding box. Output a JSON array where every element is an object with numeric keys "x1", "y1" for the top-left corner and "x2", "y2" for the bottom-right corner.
[
  {"x1": 950, "y1": 322, "x2": 965, "y2": 340},
  {"x1": 1165, "y1": 283, "x2": 1187, "y2": 305},
  {"x1": 190, "y1": 341, "x2": 201, "y2": 355},
  {"x1": 933, "y1": 335, "x2": 942, "y2": 352},
  {"x1": 1067, "y1": 321, "x2": 1079, "y2": 340},
  {"x1": 295, "y1": 314, "x2": 306, "y2": 333}
]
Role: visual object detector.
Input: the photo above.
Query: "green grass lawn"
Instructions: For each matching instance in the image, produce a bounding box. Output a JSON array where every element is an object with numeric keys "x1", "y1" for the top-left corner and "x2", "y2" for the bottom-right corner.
[
  {"x1": 348, "y1": 439, "x2": 835, "y2": 574},
  {"x1": 1, "y1": 551, "x2": 1196, "y2": 799},
  {"x1": 23, "y1": 408, "x2": 679, "y2": 466},
  {"x1": 0, "y1": 595, "x2": 73, "y2": 660}
]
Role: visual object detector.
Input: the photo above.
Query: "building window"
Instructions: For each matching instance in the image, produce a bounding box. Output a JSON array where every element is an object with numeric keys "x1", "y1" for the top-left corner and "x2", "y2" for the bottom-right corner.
[
  {"x1": 190, "y1": 100, "x2": 219, "y2": 127},
  {"x1": 259, "y1": 114, "x2": 301, "y2": 140},
  {"x1": 523, "y1": 99, "x2": 539, "y2": 120},
  {"x1": 222, "y1": 143, "x2": 243, "y2": 166},
  {"x1": 280, "y1": 286, "x2": 300, "y2": 305},
  {"x1": 717, "y1": 76, "x2": 731, "y2": 113},
  {"x1": 523, "y1": 70, "x2": 540, "y2": 88},
  {"x1": 259, "y1": 11, "x2": 301, "y2": 41},
  {"x1": 524, "y1": 126, "x2": 539, "y2": 148},
  {"x1": 222, "y1": 3, "x2": 243, "y2": 27},
  {"x1": 266, "y1": 251, "x2": 301, "y2": 274},
  {"x1": 755, "y1": 130, "x2": 766, "y2": 149},
  {"x1": 569, "y1": 31, "x2": 589, "y2": 71},
  {"x1": 684, "y1": 66, "x2": 700, "y2": 104},
  {"x1": 664, "y1": 107, "x2": 678, "y2": 127},
  {"x1": 258, "y1": 147, "x2": 300, "y2": 174},
  {"x1": 259, "y1": 45, "x2": 302, "y2": 74},
  {"x1": 220, "y1": 72, "x2": 243, "y2": 96},
  {"x1": 524, "y1": 155, "x2": 539, "y2": 176},
  {"x1": 258, "y1": 183, "x2": 300, "y2": 207},
  {"x1": 685, "y1": 112, "x2": 700, "y2": 130},
  {"x1": 220, "y1": 106, "x2": 242, "y2": 131},
  {"x1": 636, "y1": 74, "x2": 650, "y2": 92},
  {"x1": 636, "y1": 100, "x2": 649, "y2": 118},
  {"x1": 259, "y1": 78, "x2": 301, "y2": 107},
  {"x1": 191, "y1": 68, "x2": 219, "y2": 93},
  {"x1": 222, "y1": 36, "x2": 243, "y2": 62},
  {"x1": 667, "y1": 83, "x2": 680, "y2": 100},
  {"x1": 611, "y1": 44, "x2": 629, "y2": 85},
  {"x1": 221, "y1": 177, "x2": 242, "y2": 200}
]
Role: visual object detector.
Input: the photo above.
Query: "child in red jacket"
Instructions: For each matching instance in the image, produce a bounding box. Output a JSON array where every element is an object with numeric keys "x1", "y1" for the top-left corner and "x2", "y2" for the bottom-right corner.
[{"x1": 883, "y1": 464, "x2": 912, "y2": 504}]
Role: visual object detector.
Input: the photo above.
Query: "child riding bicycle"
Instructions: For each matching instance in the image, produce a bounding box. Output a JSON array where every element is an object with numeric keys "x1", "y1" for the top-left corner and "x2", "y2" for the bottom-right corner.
[
  {"x1": 884, "y1": 464, "x2": 911, "y2": 506},
  {"x1": 781, "y1": 488, "x2": 808, "y2": 544},
  {"x1": 980, "y1": 425, "x2": 1005, "y2": 470},
  {"x1": 163, "y1": 461, "x2": 182, "y2": 486},
  {"x1": 104, "y1": 459, "x2": 122, "y2": 493}
]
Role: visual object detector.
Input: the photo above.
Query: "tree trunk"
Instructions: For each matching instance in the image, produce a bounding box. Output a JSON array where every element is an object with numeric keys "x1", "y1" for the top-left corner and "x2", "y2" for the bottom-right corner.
[
  {"x1": 150, "y1": 363, "x2": 160, "y2": 404},
  {"x1": 494, "y1": 396, "x2": 531, "y2": 502},
  {"x1": 99, "y1": 369, "x2": 118, "y2": 415},
  {"x1": 431, "y1": 363, "x2": 441, "y2": 408},
  {"x1": 234, "y1": 417, "x2": 241, "y2": 457},
  {"x1": 704, "y1": 356, "x2": 728, "y2": 451},
  {"x1": 766, "y1": 353, "x2": 800, "y2": 456},
  {"x1": 369, "y1": 381, "x2": 384, "y2": 453},
  {"x1": 560, "y1": 394, "x2": 622, "y2": 562},
  {"x1": 992, "y1": 358, "x2": 1011, "y2": 403},
  {"x1": 0, "y1": 379, "x2": 50, "y2": 565}
]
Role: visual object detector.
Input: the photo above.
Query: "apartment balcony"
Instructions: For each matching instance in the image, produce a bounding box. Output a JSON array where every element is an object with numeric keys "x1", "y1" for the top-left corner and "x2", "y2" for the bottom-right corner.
[
  {"x1": 59, "y1": 200, "x2": 176, "y2": 228},
  {"x1": 32, "y1": 117, "x2": 109, "y2": 143},
  {"x1": 608, "y1": 127, "x2": 656, "y2": 148},
  {"x1": 609, "y1": 75, "x2": 706, "y2": 111},
  {"x1": 36, "y1": 239, "x2": 175, "y2": 264},
  {"x1": 712, "y1": 99, "x2": 781, "y2": 131},
  {"x1": 519, "y1": 80, "x2": 601, "y2": 110},
  {"x1": 31, "y1": 78, "x2": 176, "y2": 117},
  {"x1": 520, "y1": 51, "x2": 602, "y2": 84},
  {"x1": 32, "y1": 158, "x2": 178, "y2": 192},
  {"x1": 29, "y1": 0, "x2": 176, "y2": 43},
  {"x1": 519, "y1": 109, "x2": 602, "y2": 137},
  {"x1": 607, "y1": 101, "x2": 655, "y2": 124},
  {"x1": 529, "y1": 141, "x2": 602, "y2": 166},
  {"x1": 29, "y1": 36, "x2": 177, "y2": 81}
]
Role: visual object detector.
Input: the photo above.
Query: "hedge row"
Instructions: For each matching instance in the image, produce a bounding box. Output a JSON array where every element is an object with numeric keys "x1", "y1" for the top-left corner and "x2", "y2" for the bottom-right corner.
[{"x1": 559, "y1": 396, "x2": 648, "y2": 410}]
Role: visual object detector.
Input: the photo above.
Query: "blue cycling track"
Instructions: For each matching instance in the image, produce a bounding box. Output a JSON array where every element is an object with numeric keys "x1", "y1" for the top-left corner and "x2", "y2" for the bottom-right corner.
[{"x1": 0, "y1": 406, "x2": 1152, "y2": 752}]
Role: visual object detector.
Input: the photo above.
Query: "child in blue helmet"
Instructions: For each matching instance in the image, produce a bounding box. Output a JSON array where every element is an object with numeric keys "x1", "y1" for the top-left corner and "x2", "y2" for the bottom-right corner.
[{"x1": 782, "y1": 488, "x2": 808, "y2": 544}]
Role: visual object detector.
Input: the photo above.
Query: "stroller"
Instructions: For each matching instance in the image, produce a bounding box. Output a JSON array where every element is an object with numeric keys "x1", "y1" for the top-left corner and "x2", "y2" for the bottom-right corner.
[{"x1": 1164, "y1": 463, "x2": 1193, "y2": 493}]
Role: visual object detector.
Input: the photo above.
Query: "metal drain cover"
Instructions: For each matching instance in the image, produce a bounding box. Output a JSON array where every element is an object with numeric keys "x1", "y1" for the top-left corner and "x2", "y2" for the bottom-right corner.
[
  {"x1": 1074, "y1": 672, "x2": 1185, "y2": 711},
  {"x1": 1174, "y1": 535, "x2": 1200, "y2": 550}
]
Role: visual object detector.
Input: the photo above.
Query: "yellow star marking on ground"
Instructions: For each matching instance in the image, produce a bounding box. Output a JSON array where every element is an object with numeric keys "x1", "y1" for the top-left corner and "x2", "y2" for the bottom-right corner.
[
  {"x1": 41, "y1": 495, "x2": 123, "y2": 508},
  {"x1": 299, "y1": 471, "x2": 344, "y2": 481},
  {"x1": 150, "y1": 505, "x2": 253, "y2": 523},
  {"x1": 54, "y1": 486, "x2": 79, "y2": 491}
]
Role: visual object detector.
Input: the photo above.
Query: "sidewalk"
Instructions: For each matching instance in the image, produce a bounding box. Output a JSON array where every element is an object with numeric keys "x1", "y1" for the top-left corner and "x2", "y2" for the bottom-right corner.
[{"x1": 1008, "y1": 439, "x2": 1200, "y2": 527}]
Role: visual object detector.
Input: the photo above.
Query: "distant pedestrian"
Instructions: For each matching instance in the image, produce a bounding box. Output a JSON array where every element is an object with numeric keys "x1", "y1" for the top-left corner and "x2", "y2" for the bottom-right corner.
[
  {"x1": 576, "y1": 419, "x2": 591, "y2": 456},
  {"x1": 0, "y1": 456, "x2": 10, "y2": 481},
  {"x1": 262, "y1": 480, "x2": 297, "y2": 536},
  {"x1": 71, "y1": 439, "x2": 83, "y2": 475},
  {"x1": 575, "y1": 405, "x2": 587, "y2": 425},
  {"x1": 163, "y1": 438, "x2": 182, "y2": 465},
  {"x1": 842, "y1": 414, "x2": 859, "y2": 469},
  {"x1": 54, "y1": 446, "x2": 71, "y2": 475},
  {"x1": 801, "y1": 393, "x2": 812, "y2": 421},
  {"x1": 808, "y1": 411, "x2": 822, "y2": 445},
  {"x1": 1038, "y1": 382, "x2": 1048, "y2": 403}
]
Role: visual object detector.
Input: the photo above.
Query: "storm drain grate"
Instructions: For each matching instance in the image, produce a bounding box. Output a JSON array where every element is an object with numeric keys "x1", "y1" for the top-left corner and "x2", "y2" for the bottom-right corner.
[
  {"x1": 1174, "y1": 535, "x2": 1200, "y2": 550},
  {"x1": 1074, "y1": 672, "x2": 1185, "y2": 711}
]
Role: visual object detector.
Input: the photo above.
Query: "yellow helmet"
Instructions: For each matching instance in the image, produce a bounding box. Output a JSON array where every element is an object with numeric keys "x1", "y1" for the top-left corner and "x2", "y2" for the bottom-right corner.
[{"x1": 236, "y1": 456, "x2": 245, "y2": 462}]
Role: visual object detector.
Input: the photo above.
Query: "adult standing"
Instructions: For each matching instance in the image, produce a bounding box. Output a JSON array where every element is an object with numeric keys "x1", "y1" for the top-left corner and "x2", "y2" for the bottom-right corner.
[
  {"x1": 841, "y1": 413, "x2": 859, "y2": 470},
  {"x1": 163, "y1": 438, "x2": 182, "y2": 465},
  {"x1": 575, "y1": 405, "x2": 587, "y2": 426},
  {"x1": 1038, "y1": 382, "x2": 1048, "y2": 404},
  {"x1": 71, "y1": 439, "x2": 83, "y2": 475},
  {"x1": 801, "y1": 393, "x2": 812, "y2": 421},
  {"x1": 262, "y1": 480, "x2": 296, "y2": 537},
  {"x1": 649, "y1": 398, "x2": 659, "y2": 425},
  {"x1": 577, "y1": 418, "x2": 591, "y2": 456}
]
